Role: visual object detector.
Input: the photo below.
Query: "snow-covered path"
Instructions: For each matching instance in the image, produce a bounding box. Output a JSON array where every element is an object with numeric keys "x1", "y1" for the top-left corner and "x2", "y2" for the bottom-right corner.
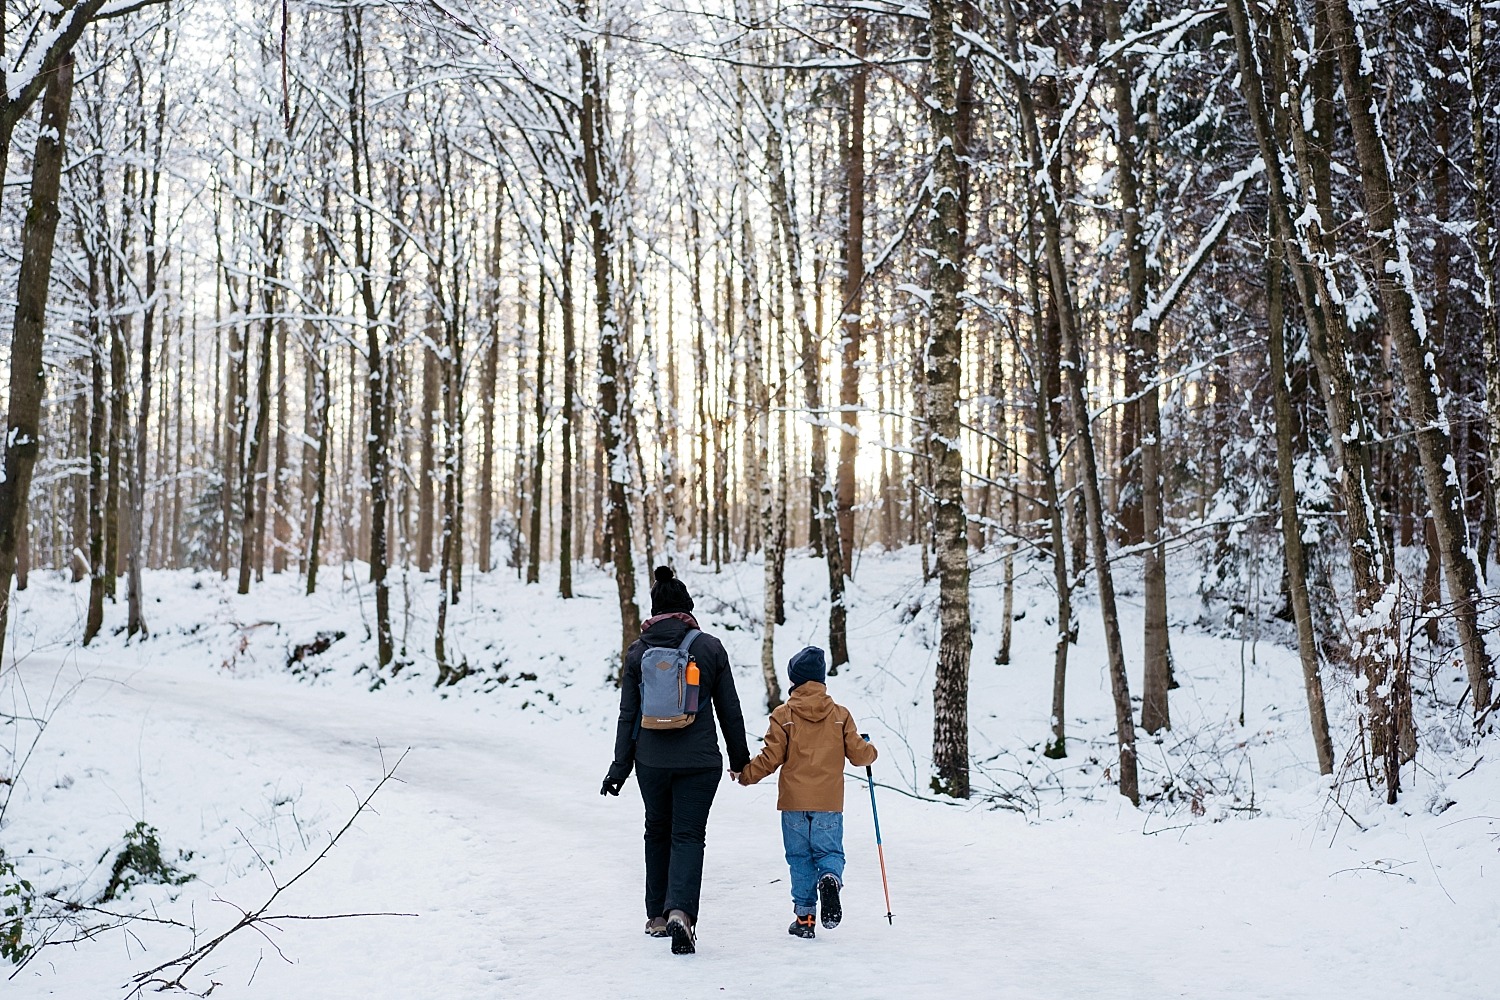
[{"x1": 9, "y1": 648, "x2": 1493, "y2": 1000}]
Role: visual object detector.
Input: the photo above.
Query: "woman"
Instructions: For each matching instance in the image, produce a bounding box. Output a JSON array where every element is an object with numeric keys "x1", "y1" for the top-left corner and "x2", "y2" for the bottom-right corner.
[{"x1": 601, "y1": 565, "x2": 750, "y2": 955}]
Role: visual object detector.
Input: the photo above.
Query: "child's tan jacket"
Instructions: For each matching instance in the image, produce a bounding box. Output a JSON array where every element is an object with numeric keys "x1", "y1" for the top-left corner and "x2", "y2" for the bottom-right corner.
[{"x1": 738, "y1": 681, "x2": 877, "y2": 811}]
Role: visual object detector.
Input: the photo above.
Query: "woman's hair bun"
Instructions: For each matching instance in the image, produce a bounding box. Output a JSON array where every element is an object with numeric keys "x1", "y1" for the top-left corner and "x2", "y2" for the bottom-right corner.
[{"x1": 654, "y1": 565, "x2": 675, "y2": 584}]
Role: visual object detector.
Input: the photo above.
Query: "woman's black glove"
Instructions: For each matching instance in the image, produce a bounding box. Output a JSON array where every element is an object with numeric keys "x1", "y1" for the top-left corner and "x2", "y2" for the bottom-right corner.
[{"x1": 600, "y1": 762, "x2": 631, "y2": 796}]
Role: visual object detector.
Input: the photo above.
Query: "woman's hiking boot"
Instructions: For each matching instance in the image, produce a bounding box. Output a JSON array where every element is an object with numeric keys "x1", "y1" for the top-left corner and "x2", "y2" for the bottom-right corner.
[
  {"x1": 666, "y1": 909, "x2": 695, "y2": 954},
  {"x1": 644, "y1": 916, "x2": 669, "y2": 938},
  {"x1": 788, "y1": 913, "x2": 816, "y2": 939},
  {"x1": 817, "y1": 874, "x2": 842, "y2": 929}
]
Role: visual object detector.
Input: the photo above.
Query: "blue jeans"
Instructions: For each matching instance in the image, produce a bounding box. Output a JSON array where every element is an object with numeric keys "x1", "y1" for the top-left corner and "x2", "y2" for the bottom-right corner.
[{"x1": 781, "y1": 811, "x2": 844, "y2": 916}]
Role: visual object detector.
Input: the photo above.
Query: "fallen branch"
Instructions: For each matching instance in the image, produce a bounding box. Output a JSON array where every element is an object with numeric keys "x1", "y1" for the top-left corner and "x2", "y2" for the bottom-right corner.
[{"x1": 128, "y1": 747, "x2": 415, "y2": 994}]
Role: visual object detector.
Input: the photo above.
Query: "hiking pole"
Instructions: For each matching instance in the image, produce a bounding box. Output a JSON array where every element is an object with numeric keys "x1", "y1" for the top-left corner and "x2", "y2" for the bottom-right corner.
[{"x1": 861, "y1": 734, "x2": 894, "y2": 924}]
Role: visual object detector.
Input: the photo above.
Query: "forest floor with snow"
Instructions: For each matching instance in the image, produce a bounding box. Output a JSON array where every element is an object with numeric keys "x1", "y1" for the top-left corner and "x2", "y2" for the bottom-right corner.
[{"x1": 1, "y1": 548, "x2": 1497, "y2": 999}]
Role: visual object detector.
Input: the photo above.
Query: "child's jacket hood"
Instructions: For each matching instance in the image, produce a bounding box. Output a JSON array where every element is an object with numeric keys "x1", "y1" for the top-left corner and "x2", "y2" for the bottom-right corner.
[{"x1": 786, "y1": 681, "x2": 836, "y2": 724}]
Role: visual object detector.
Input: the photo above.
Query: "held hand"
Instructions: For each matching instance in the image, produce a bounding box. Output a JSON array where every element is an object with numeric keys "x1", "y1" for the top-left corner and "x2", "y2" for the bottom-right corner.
[{"x1": 728, "y1": 770, "x2": 741, "y2": 783}]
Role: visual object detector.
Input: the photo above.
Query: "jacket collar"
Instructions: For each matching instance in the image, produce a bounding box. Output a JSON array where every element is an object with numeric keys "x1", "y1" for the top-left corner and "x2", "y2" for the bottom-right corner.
[{"x1": 642, "y1": 611, "x2": 700, "y2": 632}]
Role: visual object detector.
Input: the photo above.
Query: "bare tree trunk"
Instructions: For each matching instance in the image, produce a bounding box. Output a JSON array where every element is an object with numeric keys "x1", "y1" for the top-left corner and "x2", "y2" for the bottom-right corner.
[
  {"x1": 238, "y1": 205, "x2": 280, "y2": 596},
  {"x1": 1006, "y1": 0, "x2": 1139, "y2": 804},
  {"x1": 70, "y1": 353, "x2": 89, "y2": 582},
  {"x1": 1230, "y1": 0, "x2": 1401, "y2": 796},
  {"x1": 0, "y1": 52, "x2": 75, "y2": 661},
  {"x1": 436, "y1": 240, "x2": 466, "y2": 681},
  {"x1": 417, "y1": 333, "x2": 438, "y2": 574},
  {"x1": 579, "y1": 7, "x2": 640, "y2": 665},
  {"x1": 218, "y1": 202, "x2": 241, "y2": 582},
  {"x1": 304, "y1": 220, "x2": 332, "y2": 595},
  {"x1": 1103, "y1": 0, "x2": 1172, "y2": 732},
  {"x1": 305, "y1": 343, "x2": 331, "y2": 597},
  {"x1": 761, "y1": 43, "x2": 847, "y2": 668},
  {"x1": 1324, "y1": 0, "x2": 1495, "y2": 721},
  {"x1": 527, "y1": 268, "x2": 547, "y2": 585},
  {"x1": 1472, "y1": 0, "x2": 1500, "y2": 584},
  {"x1": 271, "y1": 324, "x2": 289, "y2": 575},
  {"x1": 835, "y1": 13, "x2": 868, "y2": 585},
  {"x1": 127, "y1": 65, "x2": 165, "y2": 635},
  {"x1": 168, "y1": 296, "x2": 184, "y2": 569},
  {"x1": 1024, "y1": 200, "x2": 1072, "y2": 758},
  {"x1": 1268, "y1": 240, "x2": 1334, "y2": 775},
  {"x1": 344, "y1": 10, "x2": 392, "y2": 668},
  {"x1": 516, "y1": 284, "x2": 530, "y2": 575},
  {"x1": 85, "y1": 255, "x2": 106, "y2": 643},
  {"x1": 689, "y1": 198, "x2": 711, "y2": 567},
  {"x1": 927, "y1": 0, "x2": 974, "y2": 799},
  {"x1": 479, "y1": 200, "x2": 502, "y2": 577},
  {"x1": 105, "y1": 304, "x2": 125, "y2": 602},
  {"x1": 559, "y1": 215, "x2": 577, "y2": 597}
]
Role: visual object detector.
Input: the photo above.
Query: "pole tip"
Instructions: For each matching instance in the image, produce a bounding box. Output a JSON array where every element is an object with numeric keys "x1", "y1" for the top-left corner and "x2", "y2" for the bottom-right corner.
[{"x1": 886, "y1": 913, "x2": 894, "y2": 925}]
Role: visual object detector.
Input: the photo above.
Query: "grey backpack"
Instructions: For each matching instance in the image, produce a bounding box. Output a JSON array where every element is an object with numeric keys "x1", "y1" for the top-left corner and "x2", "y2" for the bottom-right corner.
[{"x1": 638, "y1": 629, "x2": 702, "y2": 730}]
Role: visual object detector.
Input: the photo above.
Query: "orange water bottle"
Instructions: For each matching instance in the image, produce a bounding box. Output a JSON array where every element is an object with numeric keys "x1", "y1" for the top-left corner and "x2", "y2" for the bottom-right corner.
[{"x1": 684, "y1": 660, "x2": 700, "y2": 713}]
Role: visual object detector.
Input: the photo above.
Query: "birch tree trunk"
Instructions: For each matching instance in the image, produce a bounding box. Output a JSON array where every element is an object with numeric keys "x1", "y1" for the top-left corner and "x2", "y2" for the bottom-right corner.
[
  {"x1": 304, "y1": 220, "x2": 332, "y2": 596},
  {"x1": 927, "y1": 0, "x2": 974, "y2": 799},
  {"x1": 127, "y1": 66, "x2": 166, "y2": 636}
]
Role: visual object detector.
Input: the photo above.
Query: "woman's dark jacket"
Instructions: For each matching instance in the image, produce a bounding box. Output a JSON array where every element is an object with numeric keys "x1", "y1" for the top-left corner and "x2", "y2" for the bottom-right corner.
[{"x1": 610, "y1": 613, "x2": 751, "y2": 777}]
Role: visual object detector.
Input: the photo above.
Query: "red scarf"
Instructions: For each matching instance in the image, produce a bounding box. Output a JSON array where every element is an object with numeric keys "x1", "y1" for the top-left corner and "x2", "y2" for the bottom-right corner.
[{"x1": 642, "y1": 611, "x2": 699, "y2": 632}]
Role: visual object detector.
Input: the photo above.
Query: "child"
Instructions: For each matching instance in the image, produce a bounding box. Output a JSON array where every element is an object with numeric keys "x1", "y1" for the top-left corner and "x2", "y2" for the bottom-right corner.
[{"x1": 736, "y1": 646, "x2": 877, "y2": 939}]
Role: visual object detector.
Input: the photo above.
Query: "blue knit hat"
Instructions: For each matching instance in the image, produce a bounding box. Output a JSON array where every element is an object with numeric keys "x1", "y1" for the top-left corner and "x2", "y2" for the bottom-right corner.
[{"x1": 788, "y1": 646, "x2": 826, "y2": 690}]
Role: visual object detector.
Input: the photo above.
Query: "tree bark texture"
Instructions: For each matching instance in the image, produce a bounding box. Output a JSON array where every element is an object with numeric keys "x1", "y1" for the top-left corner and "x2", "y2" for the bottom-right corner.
[
  {"x1": 0, "y1": 52, "x2": 75, "y2": 662},
  {"x1": 579, "y1": 14, "x2": 641, "y2": 666},
  {"x1": 927, "y1": 0, "x2": 974, "y2": 800},
  {"x1": 1268, "y1": 240, "x2": 1335, "y2": 775},
  {"x1": 1323, "y1": 0, "x2": 1495, "y2": 722},
  {"x1": 835, "y1": 14, "x2": 867, "y2": 585}
]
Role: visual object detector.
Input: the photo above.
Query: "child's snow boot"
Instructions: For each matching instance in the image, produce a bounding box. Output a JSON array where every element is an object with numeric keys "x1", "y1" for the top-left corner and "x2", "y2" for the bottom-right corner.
[
  {"x1": 817, "y1": 874, "x2": 842, "y2": 929},
  {"x1": 644, "y1": 916, "x2": 669, "y2": 938},
  {"x1": 666, "y1": 909, "x2": 695, "y2": 954},
  {"x1": 788, "y1": 913, "x2": 816, "y2": 939}
]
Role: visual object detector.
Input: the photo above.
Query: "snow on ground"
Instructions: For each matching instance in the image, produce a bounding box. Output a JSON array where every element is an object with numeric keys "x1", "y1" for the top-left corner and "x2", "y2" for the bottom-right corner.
[{"x1": 1, "y1": 550, "x2": 1496, "y2": 998}]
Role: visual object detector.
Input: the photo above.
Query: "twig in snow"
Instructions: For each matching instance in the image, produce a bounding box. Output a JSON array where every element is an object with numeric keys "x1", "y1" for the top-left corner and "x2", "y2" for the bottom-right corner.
[
  {"x1": 1420, "y1": 834, "x2": 1456, "y2": 905},
  {"x1": 127, "y1": 747, "x2": 414, "y2": 994}
]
